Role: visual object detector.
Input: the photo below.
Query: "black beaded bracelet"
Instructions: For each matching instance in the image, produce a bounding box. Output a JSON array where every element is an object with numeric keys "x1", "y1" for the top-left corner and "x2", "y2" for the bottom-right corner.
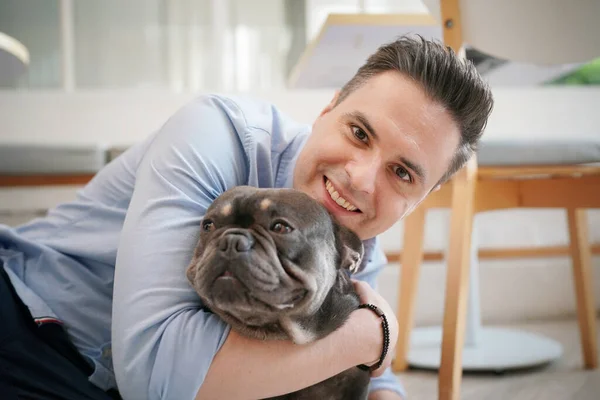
[{"x1": 356, "y1": 303, "x2": 390, "y2": 372}]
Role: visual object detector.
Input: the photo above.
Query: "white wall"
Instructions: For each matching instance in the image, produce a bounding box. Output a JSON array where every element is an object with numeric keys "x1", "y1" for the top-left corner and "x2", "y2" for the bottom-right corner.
[
  {"x1": 0, "y1": 89, "x2": 333, "y2": 147},
  {"x1": 3, "y1": 86, "x2": 600, "y2": 145},
  {"x1": 0, "y1": 87, "x2": 599, "y2": 326}
]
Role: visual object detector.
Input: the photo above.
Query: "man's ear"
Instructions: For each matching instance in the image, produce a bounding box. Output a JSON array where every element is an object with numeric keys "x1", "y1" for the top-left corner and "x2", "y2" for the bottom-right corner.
[
  {"x1": 333, "y1": 220, "x2": 364, "y2": 274},
  {"x1": 318, "y1": 90, "x2": 341, "y2": 117}
]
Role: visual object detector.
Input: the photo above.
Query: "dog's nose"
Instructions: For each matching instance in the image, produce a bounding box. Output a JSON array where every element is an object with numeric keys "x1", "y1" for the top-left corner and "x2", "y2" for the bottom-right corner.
[{"x1": 219, "y1": 232, "x2": 254, "y2": 254}]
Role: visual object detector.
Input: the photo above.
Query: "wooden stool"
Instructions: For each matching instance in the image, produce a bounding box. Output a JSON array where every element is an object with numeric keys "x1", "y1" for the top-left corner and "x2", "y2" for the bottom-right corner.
[
  {"x1": 392, "y1": 159, "x2": 600, "y2": 399},
  {"x1": 391, "y1": 0, "x2": 600, "y2": 398}
]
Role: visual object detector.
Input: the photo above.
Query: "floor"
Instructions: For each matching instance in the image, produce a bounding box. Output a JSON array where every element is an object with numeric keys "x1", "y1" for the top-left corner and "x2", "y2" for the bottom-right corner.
[{"x1": 395, "y1": 317, "x2": 600, "y2": 400}]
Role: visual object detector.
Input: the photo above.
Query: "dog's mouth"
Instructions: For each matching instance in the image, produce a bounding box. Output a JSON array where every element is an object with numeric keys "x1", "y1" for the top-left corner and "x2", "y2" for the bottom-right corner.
[
  {"x1": 217, "y1": 270, "x2": 235, "y2": 279},
  {"x1": 212, "y1": 267, "x2": 308, "y2": 310}
]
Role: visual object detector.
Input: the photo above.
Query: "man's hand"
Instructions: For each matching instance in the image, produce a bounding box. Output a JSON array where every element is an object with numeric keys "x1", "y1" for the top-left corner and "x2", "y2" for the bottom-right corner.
[
  {"x1": 368, "y1": 389, "x2": 405, "y2": 400},
  {"x1": 352, "y1": 280, "x2": 399, "y2": 377}
]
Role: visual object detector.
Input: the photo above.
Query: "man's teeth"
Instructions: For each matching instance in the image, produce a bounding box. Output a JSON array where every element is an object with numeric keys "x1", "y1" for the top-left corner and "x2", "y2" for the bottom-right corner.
[{"x1": 325, "y1": 179, "x2": 358, "y2": 211}]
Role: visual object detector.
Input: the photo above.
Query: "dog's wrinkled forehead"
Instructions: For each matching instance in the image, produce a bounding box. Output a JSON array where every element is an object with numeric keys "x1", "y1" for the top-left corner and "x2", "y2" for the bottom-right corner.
[{"x1": 206, "y1": 186, "x2": 331, "y2": 229}]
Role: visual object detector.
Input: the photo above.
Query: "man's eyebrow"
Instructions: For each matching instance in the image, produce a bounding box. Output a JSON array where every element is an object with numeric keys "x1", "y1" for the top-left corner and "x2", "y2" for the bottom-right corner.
[{"x1": 346, "y1": 111, "x2": 427, "y2": 184}]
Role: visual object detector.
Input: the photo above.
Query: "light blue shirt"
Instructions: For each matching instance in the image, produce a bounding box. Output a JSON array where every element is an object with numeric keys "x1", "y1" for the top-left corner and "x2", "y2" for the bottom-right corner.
[{"x1": 0, "y1": 94, "x2": 405, "y2": 399}]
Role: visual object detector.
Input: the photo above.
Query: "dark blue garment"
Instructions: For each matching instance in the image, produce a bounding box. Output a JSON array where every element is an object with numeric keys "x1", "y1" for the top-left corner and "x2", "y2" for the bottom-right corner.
[{"x1": 0, "y1": 266, "x2": 120, "y2": 400}]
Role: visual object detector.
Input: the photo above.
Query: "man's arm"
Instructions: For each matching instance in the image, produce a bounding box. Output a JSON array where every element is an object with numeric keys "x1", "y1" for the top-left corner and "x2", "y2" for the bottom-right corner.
[
  {"x1": 111, "y1": 95, "x2": 397, "y2": 399},
  {"x1": 197, "y1": 307, "x2": 385, "y2": 399}
]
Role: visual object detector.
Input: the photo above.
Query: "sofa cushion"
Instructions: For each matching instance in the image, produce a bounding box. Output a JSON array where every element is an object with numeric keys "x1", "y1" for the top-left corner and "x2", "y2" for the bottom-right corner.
[
  {"x1": 478, "y1": 139, "x2": 600, "y2": 166},
  {"x1": 0, "y1": 144, "x2": 106, "y2": 174}
]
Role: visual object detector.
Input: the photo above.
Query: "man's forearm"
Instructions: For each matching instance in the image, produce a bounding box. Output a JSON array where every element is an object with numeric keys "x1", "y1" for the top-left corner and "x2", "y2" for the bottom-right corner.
[{"x1": 196, "y1": 308, "x2": 382, "y2": 399}]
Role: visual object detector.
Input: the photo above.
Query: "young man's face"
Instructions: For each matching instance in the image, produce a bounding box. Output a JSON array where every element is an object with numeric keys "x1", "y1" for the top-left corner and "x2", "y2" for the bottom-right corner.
[{"x1": 293, "y1": 71, "x2": 461, "y2": 240}]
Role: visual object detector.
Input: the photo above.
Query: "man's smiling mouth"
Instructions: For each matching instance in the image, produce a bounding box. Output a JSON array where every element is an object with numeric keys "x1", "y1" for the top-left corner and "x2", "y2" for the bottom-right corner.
[{"x1": 324, "y1": 177, "x2": 360, "y2": 212}]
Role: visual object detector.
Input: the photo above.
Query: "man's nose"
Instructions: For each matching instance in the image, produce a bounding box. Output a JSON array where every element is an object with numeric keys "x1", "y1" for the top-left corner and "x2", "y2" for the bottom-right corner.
[{"x1": 345, "y1": 155, "x2": 379, "y2": 194}]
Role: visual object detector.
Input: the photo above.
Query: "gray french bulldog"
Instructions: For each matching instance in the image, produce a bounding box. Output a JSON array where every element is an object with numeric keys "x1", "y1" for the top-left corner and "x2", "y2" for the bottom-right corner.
[{"x1": 186, "y1": 185, "x2": 371, "y2": 400}]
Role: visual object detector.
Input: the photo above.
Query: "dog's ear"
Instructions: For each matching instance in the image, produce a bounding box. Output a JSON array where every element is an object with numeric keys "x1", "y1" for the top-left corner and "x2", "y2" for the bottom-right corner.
[{"x1": 333, "y1": 221, "x2": 364, "y2": 274}]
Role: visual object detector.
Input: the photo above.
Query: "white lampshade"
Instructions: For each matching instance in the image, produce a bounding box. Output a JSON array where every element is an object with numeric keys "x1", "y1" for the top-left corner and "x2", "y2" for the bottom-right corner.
[
  {"x1": 422, "y1": 0, "x2": 600, "y2": 64},
  {"x1": 0, "y1": 31, "x2": 30, "y2": 86}
]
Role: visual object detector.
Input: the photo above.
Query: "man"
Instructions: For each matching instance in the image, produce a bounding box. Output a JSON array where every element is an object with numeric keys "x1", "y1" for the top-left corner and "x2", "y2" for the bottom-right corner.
[{"x1": 0, "y1": 36, "x2": 493, "y2": 399}]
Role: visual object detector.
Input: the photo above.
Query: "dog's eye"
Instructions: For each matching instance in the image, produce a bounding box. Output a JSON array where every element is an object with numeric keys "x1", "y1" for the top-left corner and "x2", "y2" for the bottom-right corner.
[
  {"x1": 202, "y1": 220, "x2": 215, "y2": 232},
  {"x1": 270, "y1": 221, "x2": 293, "y2": 234}
]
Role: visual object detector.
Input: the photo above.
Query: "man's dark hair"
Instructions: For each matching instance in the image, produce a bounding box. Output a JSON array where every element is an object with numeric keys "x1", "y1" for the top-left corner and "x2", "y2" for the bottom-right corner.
[{"x1": 337, "y1": 35, "x2": 494, "y2": 185}]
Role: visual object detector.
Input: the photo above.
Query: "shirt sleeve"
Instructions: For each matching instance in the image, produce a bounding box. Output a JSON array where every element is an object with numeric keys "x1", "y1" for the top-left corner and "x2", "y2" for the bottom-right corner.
[
  {"x1": 111, "y1": 95, "x2": 249, "y2": 400},
  {"x1": 353, "y1": 238, "x2": 407, "y2": 399}
]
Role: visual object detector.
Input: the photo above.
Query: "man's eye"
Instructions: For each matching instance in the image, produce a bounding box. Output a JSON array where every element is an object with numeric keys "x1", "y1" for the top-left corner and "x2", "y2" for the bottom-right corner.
[
  {"x1": 270, "y1": 221, "x2": 294, "y2": 234},
  {"x1": 351, "y1": 126, "x2": 368, "y2": 143},
  {"x1": 202, "y1": 220, "x2": 215, "y2": 232},
  {"x1": 393, "y1": 166, "x2": 412, "y2": 183}
]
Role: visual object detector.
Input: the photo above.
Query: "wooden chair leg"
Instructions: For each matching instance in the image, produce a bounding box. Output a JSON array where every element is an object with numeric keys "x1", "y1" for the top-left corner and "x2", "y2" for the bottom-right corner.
[
  {"x1": 439, "y1": 158, "x2": 477, "y2": 400},
  {"x1": 392, "y1": 205, "x2": 427, "y2": 372},
  {"x1": 567, "y1": 208, "x2": 598, "y2": 369}
]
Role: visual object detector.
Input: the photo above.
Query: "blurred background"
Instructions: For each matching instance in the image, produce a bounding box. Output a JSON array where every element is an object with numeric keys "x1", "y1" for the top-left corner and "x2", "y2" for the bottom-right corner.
[
  {"x1": 1, "y1": 0, "x2": 599, "y2": 378},
  {"x1": 1, "y1": 1, "x2": 599, "y2": 397},
  {"x1": 1, "y1": 0, "x2": 598, "y2": 92}
]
